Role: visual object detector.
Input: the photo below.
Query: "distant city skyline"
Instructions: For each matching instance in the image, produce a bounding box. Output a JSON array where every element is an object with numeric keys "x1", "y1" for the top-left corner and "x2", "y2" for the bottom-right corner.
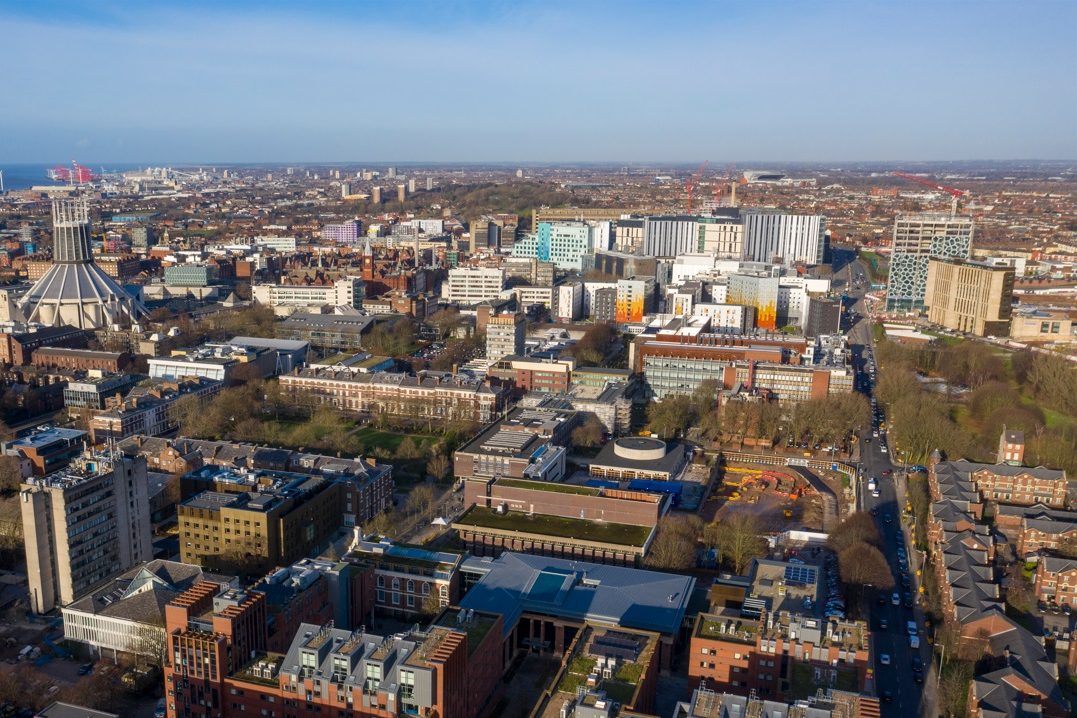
[{"x1": 1, "y1": 0, "x2": 1075, "y2": 164}]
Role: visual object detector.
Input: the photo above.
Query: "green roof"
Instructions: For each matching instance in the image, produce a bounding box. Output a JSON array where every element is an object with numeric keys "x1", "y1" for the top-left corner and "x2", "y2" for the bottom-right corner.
[
  {"x1": 496, "y1": 478, "x2": 600, "y2": 496},
  {"x1": 454, "y1": 506, "x2": 651, "y2": 547}
]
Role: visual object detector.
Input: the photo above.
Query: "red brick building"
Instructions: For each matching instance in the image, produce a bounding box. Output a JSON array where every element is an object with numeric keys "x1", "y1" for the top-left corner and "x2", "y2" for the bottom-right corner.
[
  {"x1": 1034, "y1": 557, "x2": 1077, "y2": 609},
  {"x1": 688, "y1": 610, "x2": 873, "y2": 700},
  {"x1": 164, "y1": 582, "x2": 267, "y2": 718},
  {"x1": 0, "y1": 325, "x2": 89, "y2": 365},
  {"x1": 31, "y1": 347, "x2": 132, "y2": 373},
  {"x1": 963, "y1": 612, "x2": 1069, "y2": 718},
  {"x1": 162, "y1": 577, "x2": 505, "y2": 718}
]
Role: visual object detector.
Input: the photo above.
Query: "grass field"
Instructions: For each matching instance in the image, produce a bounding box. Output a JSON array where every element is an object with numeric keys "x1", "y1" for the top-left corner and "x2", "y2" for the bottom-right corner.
[{"x1": 351, "y1": 426, "x2": 438, "y2": 454}]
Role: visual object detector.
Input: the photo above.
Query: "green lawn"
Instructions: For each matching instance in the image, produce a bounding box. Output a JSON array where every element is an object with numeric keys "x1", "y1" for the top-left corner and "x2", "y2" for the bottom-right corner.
[
  {"x1": 923, "y1": 330, "x2": 961, "y2": 347},
  {"x1": 1042, "y1": 407, "x2": 1075, "y2": 430},
  {"x1": 454, "y1": 506, "x2": 652, "y2": 546},
  {"x1": 351, "y1": 426, "x2": 437, "y2": 453}
]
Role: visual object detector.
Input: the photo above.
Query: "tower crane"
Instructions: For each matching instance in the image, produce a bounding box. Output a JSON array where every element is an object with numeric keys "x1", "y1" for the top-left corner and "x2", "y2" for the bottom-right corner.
[
  {"x1": 685, "y1": 161, "x2": 708, "y2": 214},
  {"x1": 891, "y1": 171, "x2": 966, "y2": 216}
]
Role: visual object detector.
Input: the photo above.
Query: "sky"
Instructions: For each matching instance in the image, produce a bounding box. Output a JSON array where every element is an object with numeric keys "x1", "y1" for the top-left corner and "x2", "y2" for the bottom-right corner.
[{"x1": 0, "y1": 0, "x2": 1075, "y2": 164}]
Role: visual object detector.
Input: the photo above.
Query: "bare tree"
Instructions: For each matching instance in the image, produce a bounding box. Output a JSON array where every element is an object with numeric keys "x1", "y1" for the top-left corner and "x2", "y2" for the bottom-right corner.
[
  {"x1": 838, "y1": 543, "x2": 894, "y2": 590},
  {"x1": 707, "y1": 512, "x2": 767, "y2": 574},
  {"x1": 643, "y1": 515, "x2": 701, "y2": 571},
  {"x1": 421, "y1": 587, "x2": 443, "y2": 617},
  {"x1": 0, "y1": 455, "x2": 23, "y2": 495},
  {"x1": 571, "y1": 415, "x2": 605, "y2": 448},
  {"x1": 827, "y1": 512, "x2": 881, "y2": 554},
  {"x1": 408, "y1": 484, "x2": 435, "y2": 519},
  {"x1": 937, "y1": 659, "x2": 974, "y2": 718},
  {"x1": 1057, "y1": 532, "x2": 1077, "y2": 559},
  {"x1": 427, "y1": 453, "x2": 451, "y2": 481}
]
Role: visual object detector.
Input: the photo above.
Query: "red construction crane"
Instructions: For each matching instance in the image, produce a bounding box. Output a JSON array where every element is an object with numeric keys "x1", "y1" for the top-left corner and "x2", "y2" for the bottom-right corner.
[
  {"x1": 685, "y1": 160, "x2": 709, "y2": 214},
  {"x1": 892, "y1": 171, "x2": 966, "y2": 215}
]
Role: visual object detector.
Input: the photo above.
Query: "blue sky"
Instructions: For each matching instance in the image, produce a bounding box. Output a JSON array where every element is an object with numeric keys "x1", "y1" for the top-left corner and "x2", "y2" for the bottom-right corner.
[{"x1": 1, "y1": 0, "x2": 1074, "y2": 163}]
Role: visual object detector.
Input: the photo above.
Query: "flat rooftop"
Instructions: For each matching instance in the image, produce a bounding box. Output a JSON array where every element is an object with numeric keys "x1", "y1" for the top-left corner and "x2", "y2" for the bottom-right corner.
[
  {"x1": 454, "y1": 506, "x2": 652, "y2": 547},
  {"x1": 459, "y1": 552, "x2": 694, "y2": 637},
  {"x1": 8, "y1": 427, "x2": 87, "y2": 450}
]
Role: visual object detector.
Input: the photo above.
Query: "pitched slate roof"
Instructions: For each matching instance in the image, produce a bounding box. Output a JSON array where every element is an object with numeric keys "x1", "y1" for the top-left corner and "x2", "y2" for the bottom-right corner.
[
  {"x1": 940, "y1": 530, "x2": 1001, "y2": 622},
  {"x1": 968, "y1": 613, "x2": 1068, "y2": 718},
  {"x1": 64, "y1": 559, "x2": 235, "y2": 622}
]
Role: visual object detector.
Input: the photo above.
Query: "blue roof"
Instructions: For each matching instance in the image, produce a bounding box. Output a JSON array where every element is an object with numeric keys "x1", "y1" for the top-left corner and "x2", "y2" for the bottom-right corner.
[
  {"x1": 9, "y1": 427, "x2": 86, "y2": 449},
  {"x1": 459, "y1": 552, "x2": 695, "y2": 637}
]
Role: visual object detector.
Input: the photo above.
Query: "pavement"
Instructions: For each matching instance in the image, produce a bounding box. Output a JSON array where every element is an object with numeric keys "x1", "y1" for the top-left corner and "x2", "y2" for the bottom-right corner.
[{"x1": 841, "y1": 253, "x2": 935, "y2": 717}]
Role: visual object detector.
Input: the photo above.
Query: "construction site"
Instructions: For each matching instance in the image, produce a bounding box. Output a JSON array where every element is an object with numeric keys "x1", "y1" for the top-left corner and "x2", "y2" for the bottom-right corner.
[{"x1": 702, "y1": 464, "x2": 825, "y2": 531}]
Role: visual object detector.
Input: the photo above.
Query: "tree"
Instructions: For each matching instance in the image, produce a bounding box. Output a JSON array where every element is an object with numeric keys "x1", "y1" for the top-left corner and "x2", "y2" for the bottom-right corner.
[
  {"x1": 647, "y1": 394, "x2": 696, "y2": 439},
  {"x1": 643, "y1": 515, "x2": 701, "y2": 571},
  {"x1": 427, "y1": 453, "x2": 451, "y2": 481},
  {"x1": 1057, "y1": 532, "x2": 1077, "y2": 559},
  {"x1": 427, "y1": 308, "x2": 462, "y2": 338},
  {"x1": 1003, "y1": 561, "x2": 1034, "y2": 614},
  {"x1": 827, "y1": 512, "x2": 881, "y2": 554},
  {"x1": 364, "y1": 510, "x2": 396, "y2": 539},
  {"x1": 421, "y1": 586, "x2": 443, "y2": 617},
  {"x1": 0, "y1": 455, "x2": 22, "y2": 495},
  {"x1": 938, "y1": 659, "x2": 974, "y2": 718},
  {"x1": 408, "y1": 484, "x2": 435, "y2": 518},
  {"x1": 706, "y1": 512, "x2": 767, "y2": 574},
  {"x1": 837, "y1": 542, "x2": 894, "y2": 590},
  {"x1": 1027, "y1": 353, "x2": 1077, "y2": 415},
  {"x1": 0, "y1": 664, "x2": 57, "y2": 711},
  {"x1": 396, "y1": 437, "x2": 423, "y2": 461},
  {"x1": 169, "y1": 393, "x2": 207, "y2": 436},
  {"x1": 133, "y1": 617, "x2": 167, "y2": 666},
  {"x1": 571, "y1": 415, "x2": 605, "y2": 448}
]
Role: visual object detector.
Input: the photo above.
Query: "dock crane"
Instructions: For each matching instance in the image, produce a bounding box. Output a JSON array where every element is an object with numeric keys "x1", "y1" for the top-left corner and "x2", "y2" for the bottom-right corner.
[
  {"x1": 685, "y1": 161, "x2": 709, "y2": 214},
  {"x1": 891, "y1": 171, "x2": 966, "y2": 216}
]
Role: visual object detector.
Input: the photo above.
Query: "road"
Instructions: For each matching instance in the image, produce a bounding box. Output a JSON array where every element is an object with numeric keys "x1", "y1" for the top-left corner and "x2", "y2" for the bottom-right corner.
[{"x1": 837, "y1": 249, "x2": 934, "y2": 716}]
